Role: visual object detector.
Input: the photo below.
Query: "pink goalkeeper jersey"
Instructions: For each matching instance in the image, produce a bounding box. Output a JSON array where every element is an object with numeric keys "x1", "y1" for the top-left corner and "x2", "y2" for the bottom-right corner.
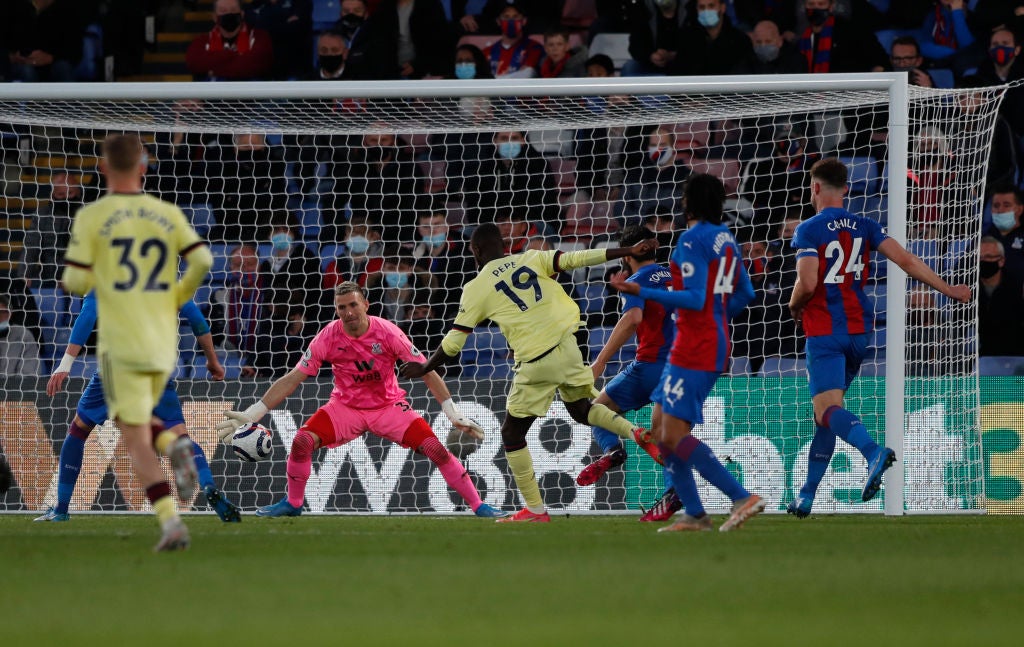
[{"x1": 296, "y1": 316, "x2": 426, "y2": 409}]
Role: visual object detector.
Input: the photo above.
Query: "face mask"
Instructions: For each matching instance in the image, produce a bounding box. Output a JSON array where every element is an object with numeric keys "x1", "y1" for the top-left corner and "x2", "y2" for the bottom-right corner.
[
  {"x1": 454, "y1": 62, "x2": 477, "y2": 80},
  {"x1": 498, "y1": 141, "x2": 522, "y2": 159},
  {"x1": 648, "y1": 145, "x2": 674, "y2": 167},
  {"x1": 218, "y1": 13, "x2": 242, "y2": 32},
  {"x1": 980, "y1": 260, "x2": 1002, "y2": 279},
  {"x1": 271, "y1": 232, "x2": 293, "y2": 252},
  {"x1": 754, "y1": 43, "x2": 780, "y2": 63},
  {"x1": 423, "y1": 232, "x2": 447, "y2": 246},
  {"x1": 989, "y1": 45, "x2": 1017, "y2": 66},
  {"x1": 806, "y1": 8, "x2": 830, "y2": 27},
  {"x1": 992, "y1": 211, "x2": 1018, "y2": 232},
  {"x1": 0, "y1": 321, "x2": 8, "y2": 333},
  {"x1": 347, "y1": 235, "x2": 370, "y2": 254},
  {"x1": 320, "y1": 54, "x2": 345, "y2": 73},
  {"x1": 500, "y1": 18, "x2": 524, "y2": 39},
  {"x1": 339, "y1": 13, "x2": 364, "y2": 35},
  {"x1": 697, "y1": 10, "x2": 720, "y2": 28},
  {"x1": 384, "y1": 272, "x2": 409, "y2": 288}
]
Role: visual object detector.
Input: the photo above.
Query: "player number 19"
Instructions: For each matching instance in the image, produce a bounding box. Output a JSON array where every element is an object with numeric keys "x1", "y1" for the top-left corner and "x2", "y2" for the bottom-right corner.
[{"x1": 494, "y1": 267, "x2": 543, "y2": 312}]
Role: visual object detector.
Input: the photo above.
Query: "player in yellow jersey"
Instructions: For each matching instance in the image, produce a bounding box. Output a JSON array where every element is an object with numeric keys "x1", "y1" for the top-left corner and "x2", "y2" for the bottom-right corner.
[
  {"x1": 61, "y1": 134, "x2": 213, "y2": 551},
  {"x1": 401, "y1": 223, "x2": 660, "y2": 522}
]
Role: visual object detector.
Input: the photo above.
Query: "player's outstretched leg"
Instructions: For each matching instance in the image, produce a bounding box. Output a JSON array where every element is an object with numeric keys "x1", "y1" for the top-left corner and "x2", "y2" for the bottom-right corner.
[
  {"x1": 585, "y1": 403, "x2": 662, "y2": 465},
  {"x1": 408, "y1": 420, "x2": 509, "y2": 518},
  {"x1": 35, "y1": 418, "x2": 93, "y2": 522},
  {"x1": 788, "y1": 424, "x2": 836, "y2": 519},
  {"x1": 576, "y1": 445, "x2": 627, "y2": 487},
  {"x1": 258, "y1": 429, "x2": 315, "y2": 517}
]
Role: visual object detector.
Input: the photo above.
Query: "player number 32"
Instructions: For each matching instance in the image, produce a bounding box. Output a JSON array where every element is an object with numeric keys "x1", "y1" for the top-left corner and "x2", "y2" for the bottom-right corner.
[{"x1": 111, "y1": 237, "x2": 170, "y2": 291}]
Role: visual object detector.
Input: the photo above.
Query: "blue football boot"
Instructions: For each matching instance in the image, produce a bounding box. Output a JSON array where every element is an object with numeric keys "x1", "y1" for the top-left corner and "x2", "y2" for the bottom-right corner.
[
  {"x1": 474, "y1": 503, "x2": 510, "y2": 518},
  {"x1": 786, "y1": 495, "x2": 813, "y2": 519},
  {"x1": 862, "y1": 447, "x2": 896, "y2": 502},
  {"x1": 33, "y1": 507, "x2": 70, "y2": 522},
  {"x1": 256, "y1": 498, "x2": 303, "y2": 517},
  {"x1": 204, "y1": 485, "x2": 242, "y2": 522}
]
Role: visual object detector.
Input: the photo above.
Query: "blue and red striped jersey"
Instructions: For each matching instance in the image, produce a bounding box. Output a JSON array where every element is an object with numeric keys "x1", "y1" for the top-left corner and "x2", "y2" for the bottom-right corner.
[
  {"x1": 792, "y1": 207, "x2": 889, "y2": 337},
  {"x1": 637, "y1": 222, "x2": 755, "y2": 373},
  {"x1": 620, "y1": 263, "x2": 675, "y2": 363}
]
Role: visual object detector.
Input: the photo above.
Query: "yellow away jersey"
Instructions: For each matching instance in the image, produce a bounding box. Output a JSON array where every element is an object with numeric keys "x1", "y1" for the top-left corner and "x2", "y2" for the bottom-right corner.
[
  {"x1": 63, "y1": 193, "x2": 204, "y2": 372},
  {"x1": 441, "y1": 248, "x2": 607, "y2": 363}
]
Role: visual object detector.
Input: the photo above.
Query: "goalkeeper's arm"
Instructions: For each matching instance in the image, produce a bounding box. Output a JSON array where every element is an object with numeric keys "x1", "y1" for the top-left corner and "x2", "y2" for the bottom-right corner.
[
  {"x1": 419, "y1": 370, "x2": 485, "y2": 439},
  {"x1": 216, "y1": 367, "x2": 308, "y2": 441}
]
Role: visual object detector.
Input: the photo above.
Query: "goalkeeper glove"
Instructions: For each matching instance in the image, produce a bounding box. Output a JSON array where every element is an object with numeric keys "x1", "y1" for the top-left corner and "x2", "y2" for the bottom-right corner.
[
  {"x1": 441, "y1": 399, "x2": 484, "y2": 440},
  {"x1": 216, "y1": 401, "x2": 269, "y2": 443}
]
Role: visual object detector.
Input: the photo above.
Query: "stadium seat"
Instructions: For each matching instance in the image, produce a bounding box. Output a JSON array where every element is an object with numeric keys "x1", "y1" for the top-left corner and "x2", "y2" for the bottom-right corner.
[
  {"x1": 462, "y1": 328, "x2": 513, "y2": 380},
  {"x1": 575, "y1": 282, "x2": 606, "y2": 313},
  {"x1": 837, "y1": 155, "x2": 880, "y2": 195},
  {"x1": 183, "y1": 203, "x2": 216, "y2": 236},
  {"x1": 208, "y1": 243, "x2": 235, "y2": 285},
  {"x1": 929, "y1": 68, "x2": 954, "y2": 89},
  {"x1": 908, "y1": 239, "x2": 940, "y2": 263},
  {"x1": 193, "y1": 352, "x2": 246, "y2": 380},
  {"x1": 588, "y1": 325, "x2": 637, "y2": 375},
  {"x1": 178, "y1": 327, "x2": 198, "y2": 367},
  {"x1": 589, "y1": 33, "x2": 631, "y2": 71},
  {"x1": 759, "y1": 357, "x2": 807, "y2": 378},
  {"x1": 979, "y1": 356, "x2": 1024, "y2": 377},
  {"x1": 32, "y1": 287, "x2": 70, "y2": 329}
]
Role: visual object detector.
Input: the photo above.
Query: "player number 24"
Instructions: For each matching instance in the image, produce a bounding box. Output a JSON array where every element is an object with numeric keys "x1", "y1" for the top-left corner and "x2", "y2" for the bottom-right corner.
[
  {"x1": 495, "y1": 267, "x2": 543, "y2": 312},
  {"x1": 823, "y1": 237, "x2": 865, "y2": 284},
  {"x1": 111, "y1": 237, "x2": 170, "y2": 291}
]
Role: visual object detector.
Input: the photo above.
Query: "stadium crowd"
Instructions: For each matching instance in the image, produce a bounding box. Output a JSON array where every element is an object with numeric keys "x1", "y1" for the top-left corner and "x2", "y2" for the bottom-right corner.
[{"x1": 3, "y1": 0, "x2": 1024, "y2": 379}]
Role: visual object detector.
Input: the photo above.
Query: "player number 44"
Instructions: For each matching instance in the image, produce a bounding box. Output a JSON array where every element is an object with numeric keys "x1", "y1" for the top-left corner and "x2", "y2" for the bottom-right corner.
[
  {"x1": 712, "y1": 256, "x2": 737, "y2": 295},
  {"x1": 823, "y1": 237, "x2": 865, "y2": 284}
]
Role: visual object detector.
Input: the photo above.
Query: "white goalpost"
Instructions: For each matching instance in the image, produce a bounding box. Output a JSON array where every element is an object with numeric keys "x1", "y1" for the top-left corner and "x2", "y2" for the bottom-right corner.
[{"x1": 0, "y1": 74, "x2": 998, "y2": 516}]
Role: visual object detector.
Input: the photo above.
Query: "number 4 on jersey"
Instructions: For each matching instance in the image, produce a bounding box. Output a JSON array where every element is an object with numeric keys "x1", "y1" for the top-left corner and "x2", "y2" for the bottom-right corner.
[{"x1": 823, "y1": 237, "x2": 865, "y2": 284}]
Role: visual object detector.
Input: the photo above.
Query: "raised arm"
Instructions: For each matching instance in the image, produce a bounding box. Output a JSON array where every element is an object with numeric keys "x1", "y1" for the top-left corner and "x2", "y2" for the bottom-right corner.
[
  {"x1": 876, "y1": 238, "x2": 971, "y2": 303},
  {"x1": 216, "y1": 368, "x2": 309, "y2": 442},
  {"x1": 592, "y1": 305, "x2": 642, "y2": 379}
]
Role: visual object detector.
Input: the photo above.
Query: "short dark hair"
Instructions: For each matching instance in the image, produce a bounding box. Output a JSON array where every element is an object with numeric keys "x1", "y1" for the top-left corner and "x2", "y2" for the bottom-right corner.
[
  {"x1": 334, "y1": 281, "x2": 365, "y2": 298},
  {"x1": 891, "y1": 35, "x2": 921, "y2": 56},
  {"x1": 103, "y1": 134, "x2": 143, "y2": 173},
  {"x1": 544, "y1": 26, "x2": 571, "y2": 42},
  {"x1": 584, "y1": 54, "x2": 614, "y2": 75},
  {"x1": 683, "y1": 173, "x2": 726, "y2": 225},
  {"x1": 618, "y1": 225, "x2": 656, "y2": 261},
  {"x1": 471, "y1": 222, "x2": 503, "y2": 247},
  {"x1": 809, "y1": 158, "x2": 848, "y2": 190},
  {"x1": 990, "y1": 183, "x2": 1024, "y2": 206}
]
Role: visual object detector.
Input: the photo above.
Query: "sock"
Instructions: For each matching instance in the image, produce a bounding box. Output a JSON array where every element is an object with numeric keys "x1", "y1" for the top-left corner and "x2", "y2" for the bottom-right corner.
[
  {"x1": 586, "y1": 404, "x2": 635, "y2": 439},
  {"x1": 55, "y1": 421, "x2": 91, "y2": 514},
  {"x1": 505, "y1": 447, "x2": 545, "y2": 514},
  {"x1": 185, "y1": 435, "x2": 215, "y2": 490},
  {"x1": 673, "y1": 435, "x2": 749, "y2": 502},
  {"x1": 146, "y1": 482, "x2": 177, "y2": 526},
  {"x1": 800, "y1": 425, "x2": 836, "y2": 500},
  {"x1": 286, "y1": 430, "x2": 316, "y2": 508},
  {"x1": 823, "y1": 406, "x2": 879, "y2": 461},
  {"x1": 438, "y1": 455, "x2": 484, "y2": 511},
  {"x1": 592, "y1": 426, "x2": 625, "y2": 454},
  {"x1": 153, "y1": 430, "x2": 177, "y2": 456},
  {"x1": 658, "y1": 447, "x2": 705, "y2": 517}
]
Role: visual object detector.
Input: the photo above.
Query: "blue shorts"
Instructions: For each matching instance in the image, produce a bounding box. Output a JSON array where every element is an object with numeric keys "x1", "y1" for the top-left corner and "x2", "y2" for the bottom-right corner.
[
  {"x1": 805, "y1": 334, "x2": 869, "y2": 396},
  {"x1": 604, "y1": 360, "x2": 666, "y2": 412},
  {"x1": 652, "y1": 364, "x2": 719, "y2": 425},
  {"x1": 77, "y1": 373, "x2": 185, "y2": 429}
]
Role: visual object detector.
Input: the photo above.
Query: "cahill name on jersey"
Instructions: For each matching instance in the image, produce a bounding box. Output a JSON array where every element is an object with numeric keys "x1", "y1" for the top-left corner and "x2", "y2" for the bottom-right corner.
[
  {"x1": 63, "y1": 193, "x2": 204, "y2": 373},
  {"x1": 792, "y1": 207, "x2": 889, "y2": 337}
]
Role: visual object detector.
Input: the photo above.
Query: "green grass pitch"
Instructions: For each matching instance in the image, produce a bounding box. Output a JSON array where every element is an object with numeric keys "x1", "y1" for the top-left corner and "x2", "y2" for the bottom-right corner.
[{"x1": 3, "y1": 514, "x2": 1023, "y2": 646}]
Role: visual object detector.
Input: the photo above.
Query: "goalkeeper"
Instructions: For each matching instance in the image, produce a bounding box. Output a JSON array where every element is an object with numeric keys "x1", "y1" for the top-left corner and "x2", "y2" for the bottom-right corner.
[
  {"x1": 217, "y1": 282, "x2": 506, "y2": 518},
  {"x1": 37, "y1": 290, "x2": 241, "y2": 523}
]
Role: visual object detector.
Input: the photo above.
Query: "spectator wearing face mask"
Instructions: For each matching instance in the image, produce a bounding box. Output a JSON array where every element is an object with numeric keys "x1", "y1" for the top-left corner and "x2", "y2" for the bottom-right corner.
[
  {"x1": 466, "y1": 130, "x2": 560, "y2": 232},
  {"x1": 621, "y1": 125, "x2": 691, "y2": 224},
  {"x1": 677, "y1": 0, "x2": 754, "y2": 75},
  {"x1": 452, "y1": 43, "x2": 494, "y2": 79},
  {"x1": 186, "y1": 0, "x2": 274, "y2": 80},
  {"x1": 624, "y1": 0, "x2": 686, "y2": 76},
  {"x1": 978, "y1": 236, "x2": 1024, "y2": 357},
  {"x1": 984, "y1": 186, "x2": 1024, "y2": 281},
  {"x1": 732, "y1": 19, "x2": 806, "y2": 74},
  {"x1": 455, "y1": 0, "x2": 561, "y2": 35},
  {"x1": 486, "y1": 2, "x2": 544, "y2": 77},
  {"x1": 310, "y1": 30, "x2": 350, "y2": 79},
  {"x1": 796, "y1": 0, "x2": 887, "y2": 73},
  {"x1": 365, "y1": 250, "x2": 438, "y2": 323},
  {"x1": 886, "y1": 35, "x2": 934, "y2": 88},
  {"x1": 412, "y1": 211, "x2": 473, "y2": 320},
  {"x1": 324, "y1": 219, "x2": 386, "y2": 289},
  {"x1": 977, "y1": 27, "x2": 1024, "y2": 138},
  {"x1": 260, "y1": 214, "x2": 327, "y2": 326},
  {"x1": 333, "y1": 0, "x2": 374, "y2": 78}
]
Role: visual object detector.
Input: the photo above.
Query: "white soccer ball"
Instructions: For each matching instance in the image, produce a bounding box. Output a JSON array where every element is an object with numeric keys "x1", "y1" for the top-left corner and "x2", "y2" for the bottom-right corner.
[{"x1": 231, "y1": 423, "x2": 274, "y2": 462}]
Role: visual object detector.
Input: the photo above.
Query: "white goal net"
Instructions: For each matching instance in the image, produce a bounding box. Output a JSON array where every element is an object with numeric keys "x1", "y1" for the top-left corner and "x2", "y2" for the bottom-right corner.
[{"x1": 0, "y1": 75, "x2": 1000, "y2": 515}]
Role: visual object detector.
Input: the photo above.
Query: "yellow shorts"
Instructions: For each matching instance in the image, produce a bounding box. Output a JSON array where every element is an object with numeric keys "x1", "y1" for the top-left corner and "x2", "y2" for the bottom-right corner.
[
  {"x1": 506, "y1": 332, "x2": 598, "y2": 418},
  {"x1": 100, "y1": 353, "x2": 170, "y2": 426}
]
